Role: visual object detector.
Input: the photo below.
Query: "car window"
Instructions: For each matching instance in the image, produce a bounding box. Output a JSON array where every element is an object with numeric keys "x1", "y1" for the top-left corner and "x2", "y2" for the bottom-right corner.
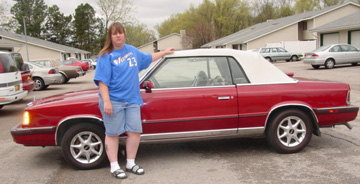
[
  {"x1": 330, "y1": 46, "x2": 341, "y2": 52},
  {"x1": 260, "y1": 48, "x2": 270, "y2": 53},
  {"x1": 271, "y1": 48, "x2": 277, "y2": 53},
  {"x1": 347, "y1": 45, "x2": 359, "y2": 51},
  {"x1": 148, "y1": 57, "x2": 232, "y2": 88},
  {"x1": 0, "y1": 54, "x2": 18, "y2": 73},
  {"x1": 10, "y1": 53, "x2": 26, "y2": 71},
  {"x1": 228, "y1": 57, "x2": 249, "y2": 84},
  {"x1": 277, "y1": 48, "x2": 286, "y2": 52}
]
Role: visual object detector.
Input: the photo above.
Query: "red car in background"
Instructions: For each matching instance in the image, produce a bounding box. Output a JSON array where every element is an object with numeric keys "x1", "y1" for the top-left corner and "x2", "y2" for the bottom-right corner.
[{"x1": 63, "y1": 59, "x2": 89, "y2": 71}]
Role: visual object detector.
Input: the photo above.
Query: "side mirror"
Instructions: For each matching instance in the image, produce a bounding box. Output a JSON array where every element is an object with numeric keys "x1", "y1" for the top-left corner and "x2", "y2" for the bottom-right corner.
[
  {"x1": 142, "y1": 80, "x2": 154, "y2": 91},
  {"x1": 286, "y1": 72, "x2": 294, "y2": 77}
]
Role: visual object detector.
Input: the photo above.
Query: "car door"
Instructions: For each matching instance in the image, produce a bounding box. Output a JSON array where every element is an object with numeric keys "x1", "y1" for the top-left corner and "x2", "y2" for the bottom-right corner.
[
  {"x1": 277, "y1": 48, "x2": 291, "y2": 60},
  {"x1": 140, "y1": 57, "x2": 239, "y2": 141},
  {"x1": 329, "y1": 45, "x2": 346, "y2": 64},
  {"x1": 340, "y1": 45, "x2": 360, "y2": 63}
]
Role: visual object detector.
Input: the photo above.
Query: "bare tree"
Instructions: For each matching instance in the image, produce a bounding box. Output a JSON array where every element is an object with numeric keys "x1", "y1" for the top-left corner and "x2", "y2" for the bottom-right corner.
[{"x1": 95, "y1": 0, "x2": 135, "y2": 30}]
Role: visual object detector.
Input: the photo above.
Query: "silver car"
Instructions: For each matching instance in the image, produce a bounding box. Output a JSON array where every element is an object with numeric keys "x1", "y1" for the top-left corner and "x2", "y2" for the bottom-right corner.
[
  {"x1": 254, "y1": 47, "x2": 303, "y2": 62},
  {"x1": 25, "y1": 62, "x2": 62, "y2": 90},
  {"x1": 303, "y1": 44, "x2": 360, "y2": 69}
]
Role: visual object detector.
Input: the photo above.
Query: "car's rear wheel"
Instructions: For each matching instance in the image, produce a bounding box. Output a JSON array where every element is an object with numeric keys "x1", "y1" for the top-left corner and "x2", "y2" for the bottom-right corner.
[
  {"x1": 0, "y1": 105, "x2": 3, "y2": 109},
  {"x1": 33, "y1": 77, "x2": 45, "y2": 91},
  {"x1": 59, "y1": 73, "x2": 69, "y2": 84},
  {"x1": 61, "y1": 123, "x2": 107, "y2": 170},
  {"x1": 311, "y1": 65, "x2": 320, "y2": 69},
  {"x1": 266, "y1": 109, "x2": 313, "y2": 153},
  {"x1": 351, "y1": 62, "x2": 358, "y2": 66},
  {"x1": 325, "y1": 59, "x2": 335, "y2": 69},
  {"x1": 291, "y1": 55, "x2": 298, "y2": 61}
]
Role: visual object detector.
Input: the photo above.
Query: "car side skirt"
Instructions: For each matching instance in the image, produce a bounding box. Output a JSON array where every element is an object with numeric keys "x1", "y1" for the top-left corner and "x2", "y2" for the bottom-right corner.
[{"x1": 120, "y1": 127, "x2": 265, "y2": 143}]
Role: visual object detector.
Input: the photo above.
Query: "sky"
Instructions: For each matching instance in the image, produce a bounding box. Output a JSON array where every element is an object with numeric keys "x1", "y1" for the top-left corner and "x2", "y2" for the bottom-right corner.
[{"x1": 5, "y1": 0, "x2": 204, "y2": 33}]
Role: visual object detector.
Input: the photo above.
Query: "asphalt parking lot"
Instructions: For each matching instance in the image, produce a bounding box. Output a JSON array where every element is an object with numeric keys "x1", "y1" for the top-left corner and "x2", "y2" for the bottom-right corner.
[{"x1": 0, "y1": 60, "x2": 359, "y2": 184}]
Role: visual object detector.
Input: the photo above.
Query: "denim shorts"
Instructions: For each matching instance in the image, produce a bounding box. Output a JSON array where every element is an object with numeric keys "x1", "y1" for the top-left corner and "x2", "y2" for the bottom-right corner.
[{"x1": 99, "y1": 98, "x2": 142, "y2": 136}]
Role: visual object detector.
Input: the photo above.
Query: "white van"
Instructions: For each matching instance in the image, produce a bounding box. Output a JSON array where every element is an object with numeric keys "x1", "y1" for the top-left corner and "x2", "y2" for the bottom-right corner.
[{"x1": 0, "y1": 52, "x2": 28, "y2": 110}]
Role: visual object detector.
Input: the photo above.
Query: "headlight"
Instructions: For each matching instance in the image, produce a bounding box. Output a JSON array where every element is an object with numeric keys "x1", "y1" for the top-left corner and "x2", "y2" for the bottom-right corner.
[{"x1": 23, "y1": 111, "x2": 30, "y2": 125}]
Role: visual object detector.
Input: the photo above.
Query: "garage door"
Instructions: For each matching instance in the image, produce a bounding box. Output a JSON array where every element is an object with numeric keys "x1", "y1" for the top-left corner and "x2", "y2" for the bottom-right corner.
[
  {"x1": 321, "y1": 33, "x2": 339, "y2": 46},
  {"x1": 349, "y1": 30, "x2": 360, "y2": 49}
]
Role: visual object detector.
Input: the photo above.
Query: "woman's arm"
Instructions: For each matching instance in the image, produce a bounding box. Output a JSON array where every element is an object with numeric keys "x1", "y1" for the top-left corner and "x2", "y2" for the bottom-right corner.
[
  {"x1": 151, "y1": 48, "x2": 175, "y2": 62},
  {"x1": 99, "y1": 81, "x2": 113, "y2": 116}
]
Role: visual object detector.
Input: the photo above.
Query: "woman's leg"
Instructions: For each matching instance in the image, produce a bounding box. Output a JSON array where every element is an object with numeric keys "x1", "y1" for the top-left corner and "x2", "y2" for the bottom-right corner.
[{"x1": 125, "y1": 132, "x2": 141, "y2": 159}]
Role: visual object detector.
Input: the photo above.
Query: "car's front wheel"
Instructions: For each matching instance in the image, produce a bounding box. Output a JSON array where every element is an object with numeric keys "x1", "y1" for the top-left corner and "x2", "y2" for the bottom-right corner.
[
  {"x1": 61, "y1": 123, "x2": 107, "y2": 170},
  {"x1": 266, "y1": 109, "x2": 313, "y2": 153},
  {"x1": 291, "y1": 55, "x2": 298, "y2": 61},
  {"x1": 311, "y1": 65, "x2": 320, "y2": 69}
]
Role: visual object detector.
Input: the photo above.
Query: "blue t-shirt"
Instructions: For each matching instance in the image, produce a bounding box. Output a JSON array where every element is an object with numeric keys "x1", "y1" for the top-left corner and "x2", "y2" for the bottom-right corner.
[{"x1": 94, "y1": 44, "x2": 152, "y2": 105}]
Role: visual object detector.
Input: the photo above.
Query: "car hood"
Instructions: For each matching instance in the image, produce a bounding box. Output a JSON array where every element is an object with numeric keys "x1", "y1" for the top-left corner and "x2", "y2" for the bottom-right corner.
[{"x1": 27, "y1": 88, "x2": 99, "y2": 108}]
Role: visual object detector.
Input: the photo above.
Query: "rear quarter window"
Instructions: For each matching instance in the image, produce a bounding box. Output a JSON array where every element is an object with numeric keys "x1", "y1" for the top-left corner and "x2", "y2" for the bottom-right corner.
[{"x1": 0, "y1": 54, "x2": 19, "y2": 73}]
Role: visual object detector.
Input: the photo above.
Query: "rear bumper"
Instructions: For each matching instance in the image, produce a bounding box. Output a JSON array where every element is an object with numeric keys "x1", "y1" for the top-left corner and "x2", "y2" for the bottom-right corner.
[
  {"x1": 0, "y1": 90, "x2": 28, "y2": 105},
  {"x1": 10, "y1": 123, "x2": 56, "y2": 146},
  {"x1": 314, "y1": 105, "x2": 359, "y2": 127}
]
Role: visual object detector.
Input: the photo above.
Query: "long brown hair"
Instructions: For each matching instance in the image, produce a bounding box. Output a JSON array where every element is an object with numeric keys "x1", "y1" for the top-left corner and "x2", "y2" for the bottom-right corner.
[{"x1": 98, "y1": 22, "x2": 126, "y2": 56}]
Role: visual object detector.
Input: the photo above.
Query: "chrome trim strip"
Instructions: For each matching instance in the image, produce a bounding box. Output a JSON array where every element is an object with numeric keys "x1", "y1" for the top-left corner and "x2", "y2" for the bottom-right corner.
[
  {"x1": 265, "y1": 103, "x2": 319, "y2": 128},
  {"x1": 140, "y1": 85, "x2": 236, "y2": 91},
  {"x1": 119, "y1": 127, "x2": 265, "y2": 143},
  {"x1": 142, "y1": 116, "x2": 237, "y2": 124},
  {"x1": 55, "y1": 115, "x2": 103, "y2": 145}
]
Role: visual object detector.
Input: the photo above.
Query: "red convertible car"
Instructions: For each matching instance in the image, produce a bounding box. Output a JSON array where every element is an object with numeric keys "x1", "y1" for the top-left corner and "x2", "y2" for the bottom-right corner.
[{"x1": 11, "y1": 49, "x2": 358, "y2": 170}]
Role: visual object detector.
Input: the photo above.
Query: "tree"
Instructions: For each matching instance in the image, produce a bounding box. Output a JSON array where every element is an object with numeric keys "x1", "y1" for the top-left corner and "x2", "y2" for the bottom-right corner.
[
  {"x1": 72, "y1": 3, "x2": 97, "y2": 51},
  {"x1": 0, "y1": 0, "x2": 16, "y2": 31},
  {"x1": 125, "y1": 23, "x2": 156, "y2": 47},
  {"x1": 44, "y1": 5, "x2": 72, "y2": 45},
  {"x1": 10, "y1": 0, "x2": 48, "y2": 37},
  {"x1": 294, "y1": 0, "x2": 321, "y2": 13},
  {"x1": 95, "y1": 0, "x2": 135, "y2": 31}
]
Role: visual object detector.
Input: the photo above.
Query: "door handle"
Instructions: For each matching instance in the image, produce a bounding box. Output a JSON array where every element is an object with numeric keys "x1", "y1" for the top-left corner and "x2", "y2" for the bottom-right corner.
[{"x1": 218, "y1": 96, "x2": 231, "y2": 100}]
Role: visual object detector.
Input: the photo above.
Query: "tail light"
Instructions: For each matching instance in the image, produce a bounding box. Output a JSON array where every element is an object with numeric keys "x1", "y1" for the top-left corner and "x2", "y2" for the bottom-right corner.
[
  {"x1": 311, "y1": 54, "x2": 319, "y2": 57},
  {"x1": 347, "y1": 90, "x2": 351, "y2": 105},
  {"x1": 48, "y1": 69, "x2": 56, "y2": 74}
]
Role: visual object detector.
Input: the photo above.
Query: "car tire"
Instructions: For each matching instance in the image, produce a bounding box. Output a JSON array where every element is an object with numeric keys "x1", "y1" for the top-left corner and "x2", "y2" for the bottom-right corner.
[
  {"x1": 61, "y1": 123, "x2": 107, "y2": 170},
  {"x1": 33, "y1": 77, "x2": 45, "y2": 91},
  {"x1": 291, "y1": 55, "x2": 298, "y2": 62},
  {"x1": 0, "y1": 105, "x2": 3, "y2": 109},
  {"x1": 351, "y1": 62, "x2": 358, "y2": 66},
  {"x1": 325, "y1": 59, "x2": 335, "y2": 69},
  {"x1": 59, "y1": 73, "x2": 68, "y2": 84},
  {"x1": 311, "y1": 65, "x2": 320, "y2": 69},
  {"x1": 265, "y1": 57, "x2": 273, "y2": 62},
  {"x1": 266, "y1": 109, "x2": 313, "y2": 153}
]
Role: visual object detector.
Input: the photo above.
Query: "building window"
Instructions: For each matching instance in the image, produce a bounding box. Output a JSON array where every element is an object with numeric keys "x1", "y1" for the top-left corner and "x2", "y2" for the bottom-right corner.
[{"x1": 303, "y1": 22, "x2": 307, "y2": 30}]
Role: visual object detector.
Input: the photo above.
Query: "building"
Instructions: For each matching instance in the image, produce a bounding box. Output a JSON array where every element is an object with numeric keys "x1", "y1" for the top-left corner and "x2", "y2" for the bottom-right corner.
[
  {"x1": 201, "y1": 2, "x2": 360, "y2": 52},
  {"x1": 0, "y1": 30, "x2": 91, "y2": 61},
  {"x1": 138, "y1": 30, "x2": 192, "y2": 53}
]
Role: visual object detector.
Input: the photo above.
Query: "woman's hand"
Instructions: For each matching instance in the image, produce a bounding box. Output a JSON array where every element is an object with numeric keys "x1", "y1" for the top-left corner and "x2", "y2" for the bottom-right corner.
[{"x1": 103, "y1": 101, "x2": 113, "y2": 116}]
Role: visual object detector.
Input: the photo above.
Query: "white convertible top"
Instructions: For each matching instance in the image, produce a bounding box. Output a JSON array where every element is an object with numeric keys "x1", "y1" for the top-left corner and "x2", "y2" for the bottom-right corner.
[{"x1": 164, "y1": 49, "x2": 296, "y2": 84}]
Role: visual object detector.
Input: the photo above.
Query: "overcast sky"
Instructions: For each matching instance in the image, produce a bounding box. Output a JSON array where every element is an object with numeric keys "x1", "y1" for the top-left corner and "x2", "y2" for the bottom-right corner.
[{"x1": 6, "y1": 0, "x2": 204, "y2": 33}]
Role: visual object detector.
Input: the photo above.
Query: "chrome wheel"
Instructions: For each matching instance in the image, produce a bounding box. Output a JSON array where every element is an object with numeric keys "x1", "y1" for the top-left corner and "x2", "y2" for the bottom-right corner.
[
  {"x1": 325, "y1": 59, "x2": 335, "y2": 69},
  {"x1": 277, "y1": 116, "x2": 306, "y2": 147},
  {"x1": 69, "y1": 131, "x2": 104, "y2": 164}
]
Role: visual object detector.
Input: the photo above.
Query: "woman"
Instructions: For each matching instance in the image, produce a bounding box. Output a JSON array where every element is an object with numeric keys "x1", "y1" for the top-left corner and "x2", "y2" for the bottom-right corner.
[{"x1": 94, "y1": 22, "x2": 174, "y2": 179}]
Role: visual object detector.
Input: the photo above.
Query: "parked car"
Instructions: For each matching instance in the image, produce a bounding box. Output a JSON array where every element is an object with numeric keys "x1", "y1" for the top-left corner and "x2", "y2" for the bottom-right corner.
[
  {"x1": 0, "y1": 52, "x2": 28, "y2": 110},
  {"x1": 253, "y1": 47, "x2": 303, "y2": 62},
  {"x1": 303, "y1": 44, "x2": 360, "y2": 69},
  {"x1": 63, "y1": 59, "x2": 89, "y2": 71},
  {"x1": 9, "y1": 52, "x2": 35, "y2": 93},
  {"x1": 11, "y1": 49, "x2": 358, "y2": 170},
  {"x1": 25, "y1": 62, "x2": 62, "y2": 91},
  {"x1": 30, "y1": 59, "x2": 85, "y2": 84}
]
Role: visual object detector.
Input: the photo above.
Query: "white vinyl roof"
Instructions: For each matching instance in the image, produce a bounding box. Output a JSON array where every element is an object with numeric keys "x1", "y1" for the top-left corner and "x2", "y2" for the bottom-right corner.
[{"x1": 164, "y1": 49, "x2": 296, "y2": 84}]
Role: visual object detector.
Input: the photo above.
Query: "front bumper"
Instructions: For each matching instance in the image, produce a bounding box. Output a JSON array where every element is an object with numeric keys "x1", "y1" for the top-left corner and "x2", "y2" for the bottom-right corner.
[{"x1": 10, "y1": 123, "x2": 56, "y2": 146}]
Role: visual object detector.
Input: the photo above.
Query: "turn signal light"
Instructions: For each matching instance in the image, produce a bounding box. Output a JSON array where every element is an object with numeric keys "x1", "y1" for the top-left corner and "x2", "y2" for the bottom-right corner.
[{"x1": 23, "y1": 111, "x2": 30, "y2": 125}]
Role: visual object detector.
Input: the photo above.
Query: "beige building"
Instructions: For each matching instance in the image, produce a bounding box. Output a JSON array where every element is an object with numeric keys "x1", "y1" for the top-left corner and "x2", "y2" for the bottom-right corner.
[
  {"x1": 310, "y1": 11, "x2": 360, "y2": 49},
  {"x1": 201, "y1": 2, "x2": 360, "y2": 52},
  {"x1": 138, "y1": 30, "x2": 192, "y2": 53},
  {"x1": 0, "y1": 31, "x2": 91, "y2": 61}
]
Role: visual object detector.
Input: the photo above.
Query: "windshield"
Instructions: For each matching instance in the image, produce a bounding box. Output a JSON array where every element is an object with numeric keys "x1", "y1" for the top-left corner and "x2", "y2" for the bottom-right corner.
[
  {"x1": 55, "y1": 59, "x2": 65, "y2": 66},
  {"x1": 138, "y1": 59, "x2": 162, "y2": 81}
]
